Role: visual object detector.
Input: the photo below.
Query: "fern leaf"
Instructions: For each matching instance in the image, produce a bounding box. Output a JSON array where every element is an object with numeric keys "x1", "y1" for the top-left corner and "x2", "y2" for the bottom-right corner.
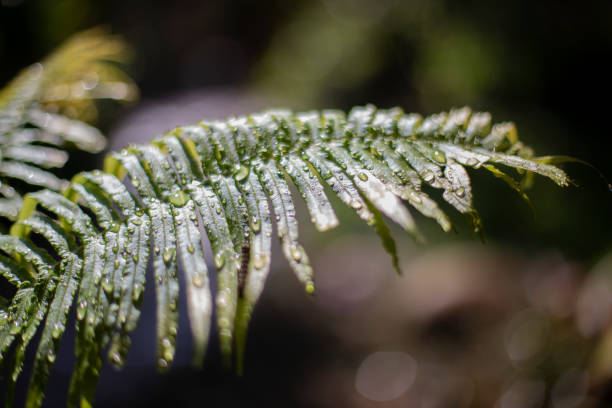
[
  {"x1": 257, "y1": 159, "x2": 315, "y2": 291},
  {"x1": 157, "y1": 134, "x2": 215, "y2": 366},
  {"x1": 0, "y1": 104, "x2": 572, "y2": 407},
  {"x1": 280, "y1": 154, "x2": 339, "y2": 232},
  {"x1": 26, "y1": 254, "x2": 80, "y2": 408},
  {"x1": 0, "y1": 29, "x2": 134, "y2": 227},
  {"x1": 233, "y1": 170, "x2": 273, "y2": 374},
  {"x1": 304, "y1": 145, "x2": 374, "y2": 223}
]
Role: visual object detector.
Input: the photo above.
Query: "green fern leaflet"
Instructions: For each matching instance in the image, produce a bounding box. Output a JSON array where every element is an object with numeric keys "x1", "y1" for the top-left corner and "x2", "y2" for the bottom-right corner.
[
  {"x1": 0, "y1": 103, "x2": 570, "y2": 407},
  {"x1": 0, "y1": 28, "x2": 135, "y2": 225},
  {"x1": 0, "y1": 28, "x2": 572, "y2": 408}
]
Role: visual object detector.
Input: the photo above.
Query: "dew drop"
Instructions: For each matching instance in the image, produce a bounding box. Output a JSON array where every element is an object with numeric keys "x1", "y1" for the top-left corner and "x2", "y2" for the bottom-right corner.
[
  {"x1": 157, "y1": 358, "x2": 169, "y2": 370},
  {"x1": 466, "y1": 157, "x2": 478, "y2": 166},
  {"x1": 192, "y1": 274, "x2": 204, "y2": 288},
  {"x1": 110, "y1": 352, "x2": 123, "y2": 366},
  {"x1": 214, "y1": 252, "x2": 225, "y2": 269},
  {"x1": 253, "y1": 254, "x2": 266, "y2": 269},
  {"x1": 132, "y1": 284, "x2": 144, "y2": 302},
  {"x1": 154, "y1": 246, "x2": 160, "y2": 255},
  {"x1": 409, "y1": 191, "x2": 422, "y2": 204},
  {"x1": 52, "y1": 323, "x2": 63, "y2": 339},
  {"x1": 76, "y1": 300, "x2": 87, "y2": 320},
  {"x1": 350, "y1": 200, "x2": 363, "y2": 210},
  {"x1": 163, "y1": 247, "x2": 175, "y2": 264},
  {"x1": 422, "y1": 171, "x2": 435, "y2": 183},
  {"x1": 163, "y1": 348, "x2": 174, "y2": 362},
  {"x1": 455, "y1": 186, "x2": 466, "y2": 197},
  {"x1": 305, "y1": 283, "x2": 315, "y2": 295},
  {"x1": 233, "y1": 164, "x2": 249, "y2": 182},
  {"x1": 47, "y1": 350, "x2": 56, "y2": 363},
  {"x1": 432, "y1": 149, "x2": 447, "y2": 163},
  {"x1": 290, "y1": 245, "x2": 302, "y2": 262},
  {"x1": 250, "y1": 216, "x2": 261, "y2": 233},
  {"x1": 161, "y1": 337, "x2": 172, "y2": 349},
  {"x1": 358, "y1": 173, "x2": 369, "y2": 181},
  {"x1": 102, "y1": 278, "x2": 112, "y2": 293},
  {"x1": 168, "y1": 191, "x2": 189, "y2": 207}
]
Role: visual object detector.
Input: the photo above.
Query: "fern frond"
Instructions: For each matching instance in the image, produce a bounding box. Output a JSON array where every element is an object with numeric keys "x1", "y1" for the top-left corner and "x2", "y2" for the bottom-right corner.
[
  {"x1": 0, "y1": 105, "x2": 569, "y2": 407},
  {"x1": 0, "y1": 29, "x2": 136, "y2": 225}
]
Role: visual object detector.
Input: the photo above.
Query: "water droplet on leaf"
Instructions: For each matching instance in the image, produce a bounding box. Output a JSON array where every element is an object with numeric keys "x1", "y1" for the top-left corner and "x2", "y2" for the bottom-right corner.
[
  {"x1": 253, "y1": 254, "x2": 266, "y2": 269},
  {"x1": 422, "y1": 171, "x2": 435, "y2": 183},
  {"x1": 52, "y1": 323, "x2": 63, "y2": 339},
  {"x1": 350, "y1": 200, "x2": 363, "y2": 210},
  {"x1": 47, "y1": 350, "x2": 56, "y2": 363},
  {"x1": 163, "y1": 247, "x2": 175, "y2": 264},
  {"x1": 214, "y1": 252, "x2": 225, "y2": 269},
  {"x1": 250, "y1": 216, "x2": 261, "y2": 233},
  {"x1": 233, "y1": 164, "x2": 249, "y2": 182},
  {"x1": 168, "y1": 191, "x2": 189, "y2": 207},
  {"x1": 290, "y1": 245, "x2": 302, "y2": 262},
  {"x1": 432, "y1": 149, "x2": 447, "y2": 163},
  {"x1": 409, "y1": 191, "x2": 422, "y2": 204},
  {"x1": 76, "y1": 300, "x2": 87, "y2": 320},
  {"x1": 192, "y1": 274, "x2": 204, "y2": 288}
]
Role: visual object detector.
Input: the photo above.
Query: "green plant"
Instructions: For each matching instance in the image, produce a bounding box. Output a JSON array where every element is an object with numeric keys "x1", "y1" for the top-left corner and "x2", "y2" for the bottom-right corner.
[
  {"x1": 0, "y1": 31, "x2": 572, "y2": 408},
  {"x1": 0, "y1": 28, "x2": 136, "y2": 227}
]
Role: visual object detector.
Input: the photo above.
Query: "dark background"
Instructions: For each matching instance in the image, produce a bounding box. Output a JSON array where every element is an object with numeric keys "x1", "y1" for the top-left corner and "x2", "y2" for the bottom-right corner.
[{"x1": 1, "y1": 1, "x2": 611, "y2": 407}]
